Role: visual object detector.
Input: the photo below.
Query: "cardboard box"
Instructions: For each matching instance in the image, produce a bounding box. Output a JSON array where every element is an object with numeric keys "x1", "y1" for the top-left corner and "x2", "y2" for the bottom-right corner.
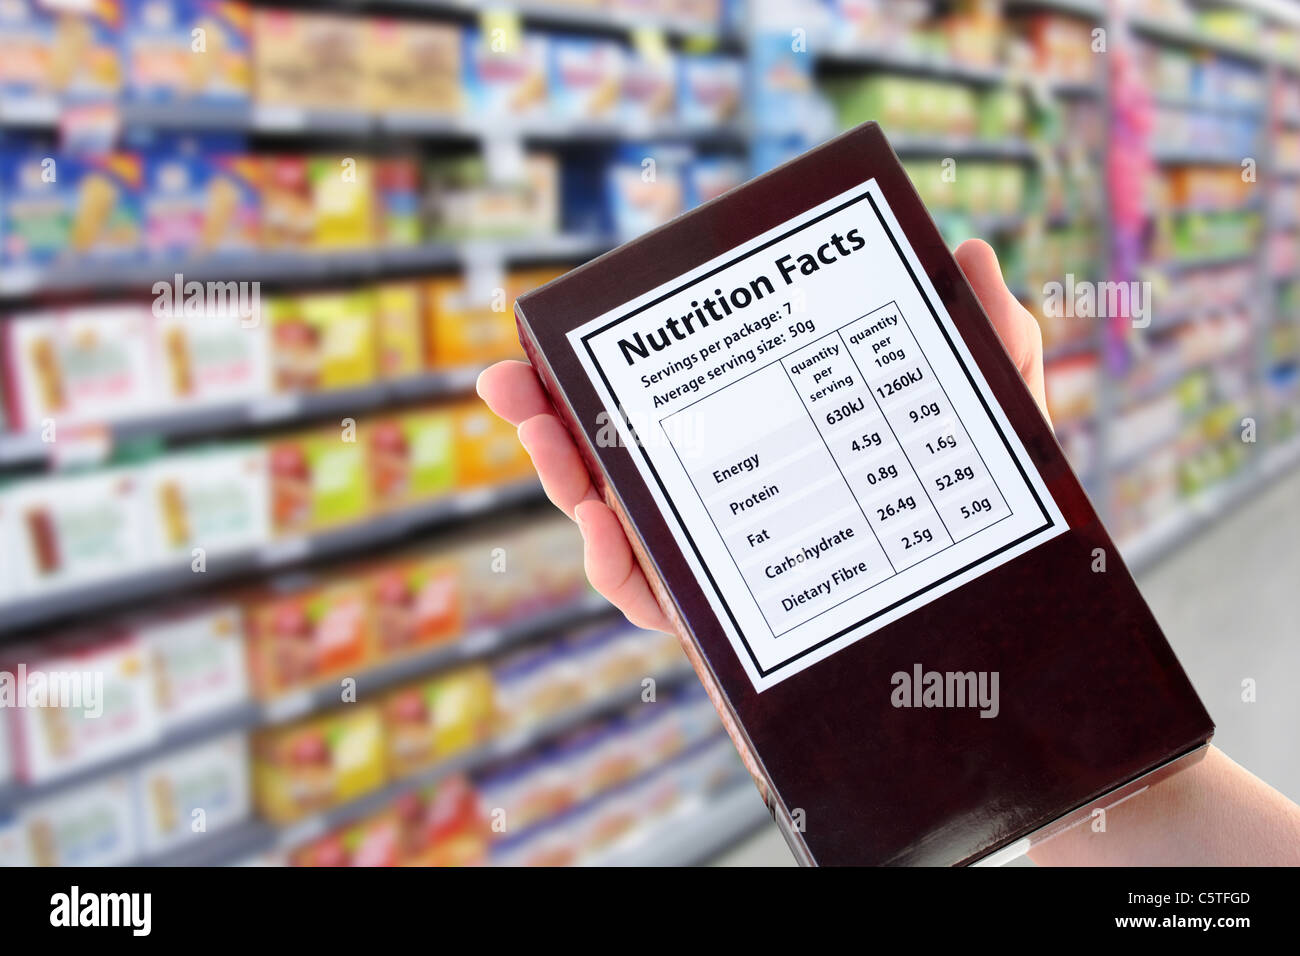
[{"x1": 511, "y1": 122, "x2": 1215, "y2": 865}]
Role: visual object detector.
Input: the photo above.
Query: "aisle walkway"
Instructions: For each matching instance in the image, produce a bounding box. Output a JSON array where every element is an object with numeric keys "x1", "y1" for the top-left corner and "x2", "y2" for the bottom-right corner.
[{"x1": 712, "y1": 468, "x2": 1300, "y2": 865}]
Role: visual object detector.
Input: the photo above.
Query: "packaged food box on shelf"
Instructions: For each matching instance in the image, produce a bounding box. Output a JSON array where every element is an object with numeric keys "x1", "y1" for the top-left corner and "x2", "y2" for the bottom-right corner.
[
  {"x1": 268, "y1": 424, "x2": 372, "y2": 534},
  {"x1": 462, "y1": 29, "x2": 549, "y2": 122},
  {"x1": 362, "y1": 17, "x2": 461, "y2": 117},
  {"x1": 309, "y1": 155, "x2": 375, "y2": 250},
  {"x1": 135, "y1": 732, "x2": 250, "y2": 855},
  {"x1": 244, "y1": 575, "x2": 375, "y2": 698},
  {"x1": 423, "y1": 270, "x2": 559, "y2": 368},
  {"x1": 268, "y1": 287, "x2": 379, "y2": 392},
  {"x1": 133, "y1": 603, "x2": 250, "y2": 731},
  {"x1": 252, "y1": 9, "x2": 364, "y2": 112},
  {"x1": 142, "y1": 147, "x2": 261, "y2": 258},
  {"x1": 1, "y1": 773, "x2": 138, "y2": 867},
  {"x1": 1, "y1": 466, "x2": 148, "y2": 594},
  {"x1": 381, "y1": 665, "x2": 496, "y2": 777},
  {"x1": 549, "y1": 35, "x2": 624, "y2": 125},
  {"x1": 2, "y1": 304, "x2": 155, "y2": 430},
  {"x1": 0, "y1": 149, "x2": 142, "y2": 265},
  {"x1": 290, "y1": 774, "x2": 488, "y2": 866},
  {"x1": 125, "y1": 0, "x2": 253, "y2": 105},
  {"x1": 141, "y1": 444, "x2": 271, "y2": 561},
  {"x1": 422, "y1": 152, "x2": 559, "y2": 240},
  {"x1": 253, "y1": 704, "x2": 386, "y2": 823},
  {"x1": 1, "y1": 630, "x2": 160, "y2": 785}
]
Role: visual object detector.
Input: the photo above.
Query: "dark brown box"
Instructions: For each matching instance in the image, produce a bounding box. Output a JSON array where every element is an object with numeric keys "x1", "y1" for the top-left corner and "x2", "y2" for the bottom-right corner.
[{"x1": 514, "y1": 122, "x2": 1213, "y2": 866}]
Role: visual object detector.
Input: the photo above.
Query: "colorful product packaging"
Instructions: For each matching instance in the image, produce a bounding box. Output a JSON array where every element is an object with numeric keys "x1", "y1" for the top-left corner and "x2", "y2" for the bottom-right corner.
[
  {"x1": 267, "y1": 426, "x2": 372, "y2": 534},
  {"x1": 135, "y1": 603, "x2": 250, "y2": 729},
  {"x1": 366, "y1": 406, "x2": 457, "y2": 510},
  {"x1": 150, "y1": 304, "x2": 272, "y2": 407},
  {"x1": 135, "y1": 733, "x2": 250, "y2": 854},
  {"x1": 2, "y1": 466, "x2": 147, "y2": 594},
  {"x1": 142, "y1": 147, "x2": 260, "y2": 258},
  {"x1": 244, "y1": 576, "x2": 375, "y2": 697},
  {"x1": 0, "y1": 150, "x2": 141, "y2": 265},
  {"x1": 454, "y1": 399, "x2": 534, "y2": 487},
  {"x1": 362, "y1": 18, "x2": 461, "y2": 116},
  {"x1": 367, "y1": 552, "x2": 462, "y2": 658},
  {"x1": 461, "y1": 30, "x2": 549, "y2": 122},
  {"x1": 677, "y1": 54, "x2": 742, "y2": 127},
  {"x1": 140, "y1": 445, "x2": 270, "y2": 562},
  {"x1": 16, "y1": 773, "x2": 139, "y2": 866},
  {"x1": 2, "y1": 631, "x2": 161, "y2": 784},
  {"x1": 548, "y1": 36, "x2": 624, "y2": 125},
  {"x1": 381, "y1": 665, "x2": 495, "y2": 776},
  {"x1": 253, "y1": 705, "x2": 386, "y2": 822},
  {"x1": 3, "y1": 304, "x2": 154, "y2": 430},
  {"x1": 252, "y1": 8, "x2": 364, "y2": 111},
  {"x1": 374, "y1": 281, "x2": 424, "y2": 377},
  {"x1": 291, "y1": 809, "x2": 400, "y2": 866},
  {"x1": 422, "y1": 153, "x2": 558, "y2": 239},
  {"x1": 259, "y1": 154, "x2": 313, "y2": 249},
  {"x1": 310, "y1": 155, "x2": 375, "y2": 249},
  {"x1": 268, "y1": 289, "x2": 378, "y2": 393},
  {"x1": 374, "y1": 158, "x2": 423, "y2": 247}
]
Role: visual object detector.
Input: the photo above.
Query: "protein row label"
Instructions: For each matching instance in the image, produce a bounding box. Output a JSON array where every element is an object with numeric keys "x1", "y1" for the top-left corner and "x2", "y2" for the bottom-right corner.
[{"x1": 570, "y1": 178, "x2": 1066, "y2": 691}]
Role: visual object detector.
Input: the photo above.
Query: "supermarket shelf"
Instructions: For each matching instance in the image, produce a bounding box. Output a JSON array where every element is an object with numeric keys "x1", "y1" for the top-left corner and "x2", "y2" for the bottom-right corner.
[
  {"x1": 0, "y1": 236, "x2": 612, "y2": 299},
  {"x1": 0, "y1": 367, "x2": 485, "y2": 469},
  {"x1": 0, "y1": 478, "x2": 546, "y2": 638},
  {"x1": 257, "y1": 591, "x2": 615, "y2": 726},
  {"x1": 1005, "y1": 0, "x2": 1104, "y2": 18},
  {"x1": 1129, "y1": 16, "x2": 1267, "y2": 64},
  {"x1": 1123, "y1": 435, "x2": 1300, "y2": 574},
  {"x1": 586, "y1": 782, "x2": 768, "y2": 867},
  {"x1": 890, "y1": 135, "x2": 1037, "y2": 160},
  {"x1": 0, "y1": 702, "x2": 259, "y2": 816},
  {"x1": 1151, "y1": 93, "x2": 1265, "y2": 117},
  {"x1": 0, "y1": 591, "x2": 618, "y2": 818},
  {"x1": 2, "y1": 95, "x2": 748, "y2": 145},
  {"x1": 816, "y1": 44, "x2": 1099, "y2": 97},
  {"x1": 1150, "y1": 251, "x2": 1257, "y2": 273},
  {"x1": 268, "y1": 663, "x2": 695, "y2": 855},
  {"x1": 1151, "y1": 147, "x2": 1256, "y2": 166},
  {"x1": 376, "y1": 0, "x2": 738, "y2": 45}
]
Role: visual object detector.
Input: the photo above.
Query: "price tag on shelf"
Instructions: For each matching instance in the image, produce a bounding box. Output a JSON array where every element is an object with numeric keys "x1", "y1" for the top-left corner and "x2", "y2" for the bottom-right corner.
[
  {"x1": 59, "y1": 102, "x2": 121, "y2": 152},
  {"x1": 252, "y1": 104, "x2": 308, "y2": 132},
  {"x1": 50, "y1": 423, "x2": 112, "y2": 469},
  {"x1": 483, "y1": 129, "x2": 526, "y2": 185},
  {"x1": 248, "y1": 393, "x2": 301, "y2": 423},
  {"x1": 459, "y1": 628, "x2": 500, "y2": 658},
  {"x1": 259, "y1": 536, "x2": 310, "y2": 568},
  {"x1": 459, "y1": 241, "x2": 507, "y2": 311},
  {"x1": 452, "y1": 486, "x2": 497, "y2": 515},
  {"x1": 631, "y1": 26, "x2": 670, "y2": 64},
  {"x1": 479, "y1": 8, "x2": 523, "y2": 57},
  {"x1": 261, "y1": 688, "x2": 314, "y2": 725}
]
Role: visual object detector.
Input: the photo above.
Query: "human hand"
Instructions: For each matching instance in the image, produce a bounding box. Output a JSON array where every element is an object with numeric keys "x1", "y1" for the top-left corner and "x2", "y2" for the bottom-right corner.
[{"x1": 476, "y1": 237, "x2": 1048, "y2": 633}]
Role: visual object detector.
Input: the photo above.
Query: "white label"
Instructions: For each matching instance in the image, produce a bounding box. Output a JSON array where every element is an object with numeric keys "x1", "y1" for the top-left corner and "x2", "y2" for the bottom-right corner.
[{"x1": 569, "y1": 178, "x2": 1067, "y2": 692}]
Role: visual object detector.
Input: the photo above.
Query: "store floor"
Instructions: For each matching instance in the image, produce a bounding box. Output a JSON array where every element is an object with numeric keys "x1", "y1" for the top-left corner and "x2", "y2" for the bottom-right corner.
[{"x1": 708, "y1": 468, "x2": 1300, "y2": 867}]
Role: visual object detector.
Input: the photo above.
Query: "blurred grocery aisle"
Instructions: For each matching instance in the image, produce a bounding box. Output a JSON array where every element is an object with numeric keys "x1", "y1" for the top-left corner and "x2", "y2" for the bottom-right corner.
[{"x1": 0, "y1": 0, "x2": 1297, "y2": 867}]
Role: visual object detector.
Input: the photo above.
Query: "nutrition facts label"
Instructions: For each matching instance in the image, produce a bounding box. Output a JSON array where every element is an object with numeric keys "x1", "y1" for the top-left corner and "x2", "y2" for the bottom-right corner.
[{"x1": 571, "y1": 178, "x2": 1066, "y2": 691}]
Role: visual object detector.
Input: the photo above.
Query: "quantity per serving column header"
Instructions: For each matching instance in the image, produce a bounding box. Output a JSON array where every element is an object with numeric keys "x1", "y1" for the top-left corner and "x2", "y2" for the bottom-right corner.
[{"x1": 571, "y1": 179, "x2": 1066, "y2": 692}]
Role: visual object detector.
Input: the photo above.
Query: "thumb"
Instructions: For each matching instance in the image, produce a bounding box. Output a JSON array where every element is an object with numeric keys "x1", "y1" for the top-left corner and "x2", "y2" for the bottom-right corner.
[{"x1": 954, "y1": 238, "x2": 1050, "y2": 424}]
